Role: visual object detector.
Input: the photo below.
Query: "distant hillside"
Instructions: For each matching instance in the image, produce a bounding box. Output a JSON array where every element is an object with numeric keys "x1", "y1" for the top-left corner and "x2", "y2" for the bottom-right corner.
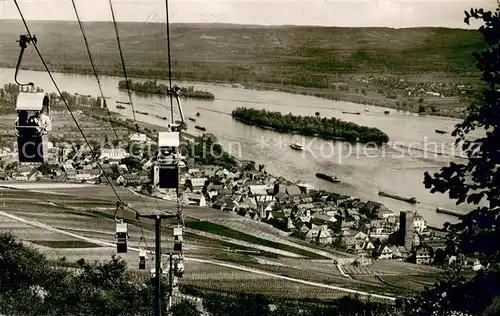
[{"x1": 0, "y1": 19, "x2": 485, "y2": 85}]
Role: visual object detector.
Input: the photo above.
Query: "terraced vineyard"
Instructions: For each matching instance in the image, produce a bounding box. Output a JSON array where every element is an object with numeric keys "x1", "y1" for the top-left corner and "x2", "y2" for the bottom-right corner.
[
  {"x1": 341, "y1": 265, "x2": 397, "y2": 276},
  {"x1": 181, "y1": 278, "x2": 347, "y2": 300}
]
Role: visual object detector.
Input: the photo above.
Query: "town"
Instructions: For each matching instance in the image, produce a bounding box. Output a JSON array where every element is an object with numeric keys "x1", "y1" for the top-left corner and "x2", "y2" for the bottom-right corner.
[{"x1": 0, "y1": 131, "x2": 484, "y2": 272}]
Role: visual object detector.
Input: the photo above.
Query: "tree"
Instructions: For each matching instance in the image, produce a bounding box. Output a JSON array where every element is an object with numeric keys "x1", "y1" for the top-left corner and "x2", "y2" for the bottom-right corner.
[
  {"x1": 37, "y1": 163, "x2": 54, "y2": 176},
  {"x1": 409, "y1": 6, "x2": 500, "y2": 316},
  {"x1": 1, "y1": 233, "x2": 157, "y2": 316},
  {"x1": 171, "y1": 300, "x2": 200, "y2": 316}
]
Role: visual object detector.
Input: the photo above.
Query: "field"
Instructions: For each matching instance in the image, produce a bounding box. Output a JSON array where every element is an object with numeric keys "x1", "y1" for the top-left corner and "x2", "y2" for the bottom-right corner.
[
  {"x1": 0, "y1": 183, "x2": 446, "y2": 300},
  {"x1": 0, "y1": 20, "x2": 487, "y2": 117}
]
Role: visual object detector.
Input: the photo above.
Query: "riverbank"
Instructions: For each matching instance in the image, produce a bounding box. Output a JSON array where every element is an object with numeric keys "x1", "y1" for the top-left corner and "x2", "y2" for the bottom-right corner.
[{"x1": 1, "y1": 65, "x2": 467, "y2": 120}]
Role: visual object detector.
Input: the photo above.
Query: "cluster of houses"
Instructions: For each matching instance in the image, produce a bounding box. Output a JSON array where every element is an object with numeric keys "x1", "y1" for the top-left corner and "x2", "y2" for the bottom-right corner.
[
  {"x1": 365, "y1": 75, "x2": 472, "y2": 98},
  {"x1": 0, "y1": 132, "x2": 484, "y2": 270},
  {"x1": 0, "y1": 133, "x2": 151, "y2": 185},
  {"x1": 164, "y1": 162, "x2": 455, "y2": 265}
]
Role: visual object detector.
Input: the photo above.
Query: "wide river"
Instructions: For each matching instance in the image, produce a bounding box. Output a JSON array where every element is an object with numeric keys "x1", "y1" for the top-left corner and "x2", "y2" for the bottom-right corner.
[{"x1": 0, "y1": 68, "x2": 476, "y2": 227}]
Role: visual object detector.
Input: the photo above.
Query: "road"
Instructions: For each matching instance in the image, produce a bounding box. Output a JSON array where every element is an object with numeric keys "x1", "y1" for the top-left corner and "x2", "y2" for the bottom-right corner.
[{"x1": 0, "y1": 209, "x2": 396, "y2": 302}]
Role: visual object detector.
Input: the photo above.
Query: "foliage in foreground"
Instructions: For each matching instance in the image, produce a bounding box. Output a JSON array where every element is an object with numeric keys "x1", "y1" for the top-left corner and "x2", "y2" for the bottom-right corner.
[
  {"x1": 407, "y1": 6, "x2": 500, "y2": 316},
  {"x1": 0, "y1": 232, "x2": 182, "y2": 316},
  {"x1": 181, "y1": 285, "x2": 401, "y2": 316},
  {"x1": 0, "y1": 232, "x2": 403, "y2": 315}
]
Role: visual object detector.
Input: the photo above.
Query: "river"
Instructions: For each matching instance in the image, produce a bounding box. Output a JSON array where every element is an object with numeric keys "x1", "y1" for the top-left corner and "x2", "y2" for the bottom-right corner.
[{"x1": 0, "y1": 67, "x2": 476, "y2": 227}]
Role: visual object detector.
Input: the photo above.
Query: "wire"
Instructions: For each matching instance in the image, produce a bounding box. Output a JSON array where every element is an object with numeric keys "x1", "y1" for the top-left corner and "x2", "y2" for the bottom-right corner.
[
  {"x1": 106, "y1": 0, "x2": 162, "y2": 248},
  {"x1": 13, "y1": 0, "x2": 124, "y2": 204},
  {"x1": 165, "y1": 0, "x2": 174, "y2": 123},
  {"x1": 138, "y1": 220, "x2": 151, "y2": 251},
  {"x1": 70, "y1": 0, "x2": 119, "y2": 143},
  {"x1": 107, "y1": 0, "x2": 139, "y2": 132},
  {"x1": 164, "y1": 0, "x2": 185, "y2": 228},
  {"x1": 15, "y1": 0, "x2": 156, "y2": 253}
]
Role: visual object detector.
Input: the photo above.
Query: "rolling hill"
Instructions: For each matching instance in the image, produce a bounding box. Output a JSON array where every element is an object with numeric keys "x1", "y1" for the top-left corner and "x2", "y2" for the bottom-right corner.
[{"x1": 0, "y1": 19, "x2": 486, "y2": 84}]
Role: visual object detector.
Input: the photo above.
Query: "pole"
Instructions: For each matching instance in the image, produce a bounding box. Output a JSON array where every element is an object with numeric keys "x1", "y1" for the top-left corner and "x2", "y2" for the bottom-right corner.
[
  {"x1": 168, "y1": 252, "x2": 173, "y2": 315},
  {"x1": 135, "y1": 212, "x2": 178, "y2": 316},
  {"x1": 155, "y1": 216, "x2": 162, "y2": 316}
]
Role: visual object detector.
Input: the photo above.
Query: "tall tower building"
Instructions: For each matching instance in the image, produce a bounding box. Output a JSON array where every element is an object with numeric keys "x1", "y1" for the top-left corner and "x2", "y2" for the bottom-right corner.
[{"x1": 399, "y1": 211, "x2": 414, "y2": 250}]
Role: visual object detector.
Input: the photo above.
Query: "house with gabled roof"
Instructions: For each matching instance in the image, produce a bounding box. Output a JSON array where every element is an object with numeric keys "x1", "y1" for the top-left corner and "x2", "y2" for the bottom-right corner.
[
  {"x1": 378, "y1": 245, "x2": 393, "y2": 259},
  {"x1": 389, "y1": 245, "x2": 409, "y2": 260},
  {"x1": 221, "y1": 200, "x2": 239, "y2": 213},
  {"x1": 186, "y1": 178, "x2": 207, "y2": 193},
  {"x1": 343, "y1": 230, "x2": 368, "y2": 246}
]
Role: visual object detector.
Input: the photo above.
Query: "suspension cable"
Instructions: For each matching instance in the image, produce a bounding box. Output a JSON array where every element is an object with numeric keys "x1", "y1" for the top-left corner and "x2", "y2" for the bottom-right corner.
[
  {"x1": 107, "y1": 0, "x2": 139, "y2": 132},
  {"x1": 15, "y1": 0, "x2": 156, "y2": 252},
  {"x1": 13, "y1": 0, "x2": 123, "y2": 204},
  {"x1": 165, "y1": 0, "x2": 174, "y2": 123},
  {"x1": 164, "y1": 0, "x2": 185, "y2": 227},
  {"x1": 106, "y1": 0, "x2": 166, "y2": 244},
  {"x1": 70, "y1": 0, "x2": 119, "y2": 143}
]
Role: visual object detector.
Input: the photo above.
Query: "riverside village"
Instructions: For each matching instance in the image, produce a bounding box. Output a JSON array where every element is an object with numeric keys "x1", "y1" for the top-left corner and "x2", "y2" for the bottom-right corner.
[{"x1": 0, "y1": 132, "x2": 484, "y2": 271}]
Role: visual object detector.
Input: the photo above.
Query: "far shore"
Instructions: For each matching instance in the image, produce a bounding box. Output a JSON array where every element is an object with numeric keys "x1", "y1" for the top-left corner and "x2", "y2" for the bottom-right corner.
[{"x1": 0, "y1": 66, "x2": 466, "y2": 120}]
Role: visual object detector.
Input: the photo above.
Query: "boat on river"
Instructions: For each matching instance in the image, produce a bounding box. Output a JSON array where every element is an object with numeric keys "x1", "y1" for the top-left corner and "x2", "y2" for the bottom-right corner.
[
  {"x1": 116, "y1": 105, "x2": 125, "y2": 109},
  {"x1": 116, "y1": 101, "x2": 130, "y2": 105},
  {"x1": 188, "y1": 117, "x2": 196, "y2": 122},
  {"x1": 290, "y1": 142, "x2": 304, "y2": 150},
  {"x1": 136, "y1": 110, "x2": 148, "y2": 115},
  {"x1": 384, "y1": 111, "x2": 390, "y2": 114},
  {"x1": 342, "y1": 111, "x2": 361, "y2": 115},
  {"x1": 436, "y1": 207, "x2": 463, "y2": 218},
  {"x1": 435, "y1": 129, "x2": 447, "y2": 134},
  {"x1": 195, "y1": 125, "x2": 206, "y2": 131},
  {"x1": 378, "y1": 191, "x2": 417, "y2": 204},
  {"x1": 316, "y1": 173, "x2": 340, "y2": 183}
]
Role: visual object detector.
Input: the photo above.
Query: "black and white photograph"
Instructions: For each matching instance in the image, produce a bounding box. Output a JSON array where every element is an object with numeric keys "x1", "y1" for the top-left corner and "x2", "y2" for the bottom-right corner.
[{"x1": 0, "y1": 0, "x2": 499, "y2": 315}]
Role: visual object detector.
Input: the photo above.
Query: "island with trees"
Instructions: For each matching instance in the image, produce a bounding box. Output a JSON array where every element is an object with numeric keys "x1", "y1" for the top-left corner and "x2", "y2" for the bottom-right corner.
[
  {"x1": 118, "y1": 80, "x2": 215, "y2": 99},
  {"x1": 231, "y1": 107, "x2": 390, "y2": 144}
]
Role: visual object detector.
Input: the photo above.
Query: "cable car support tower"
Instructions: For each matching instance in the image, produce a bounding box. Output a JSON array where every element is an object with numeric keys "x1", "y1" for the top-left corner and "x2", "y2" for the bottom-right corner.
[{"x1": 120, "y1": 0, "x2": 186, "y2": 314}]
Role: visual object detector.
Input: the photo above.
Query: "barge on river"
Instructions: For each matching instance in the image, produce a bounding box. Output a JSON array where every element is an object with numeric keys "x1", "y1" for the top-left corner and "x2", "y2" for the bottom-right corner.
[
  {"x1": 290, "y1": 142, "x2": 304, "y2": 151},
  {"x1": 316, "y1": 173, "x2": 340, "y2": 183},
  {"x1": 378, "y1": 191, "x2": 417, "y2": 204},
  {"x1": 436, "y1": 207, "x2": 463, "y2": 218}
]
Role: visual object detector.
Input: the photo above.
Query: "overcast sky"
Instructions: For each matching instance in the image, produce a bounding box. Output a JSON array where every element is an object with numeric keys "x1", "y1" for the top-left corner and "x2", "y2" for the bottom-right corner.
[{"x1": 0, "y1": 0, "x2": 497, "y2": 28}]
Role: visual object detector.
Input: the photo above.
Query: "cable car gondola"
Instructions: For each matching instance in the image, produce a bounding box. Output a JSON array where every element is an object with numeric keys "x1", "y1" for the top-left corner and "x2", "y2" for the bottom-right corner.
[
  {"x1": 139, "y1": 249, "x2": 147, "y2": 270},
  {"x1": 13, "y1": 34, "x2": 52, "y2": 163},
  {"x1": 115, "y1": 220, "x2": 129, "y2": 253},
  {"x1": 15, "y1": 91, "x2": 52, "y2": 163},
  {"x1": 154, "y1": 87, "x2": 186, "y2": 189}
]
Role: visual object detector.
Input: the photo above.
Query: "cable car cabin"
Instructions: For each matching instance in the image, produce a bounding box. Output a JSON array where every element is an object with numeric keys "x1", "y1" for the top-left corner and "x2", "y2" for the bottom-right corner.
[
  {"x1": 174, "y1": 258, "x2": 184, "y2": 278},
  {"x1": 139, "y1": 249, "x2": 147, "y2": 270},
  {"x1": 15, "y1": 92, "x2": 52, "y2": 163},
  {"x1": 173, "y1": 227, "x2": 183, "y2": 252},
  {"x1": 156, "y1": 131, "x2": 180, "y2": 189},
  {"x1": 150, "y1": 262, "x2": 164, "y2": 278},
  {"x1": 115, "y1": 222, "x2": 129, "y2": 253}
]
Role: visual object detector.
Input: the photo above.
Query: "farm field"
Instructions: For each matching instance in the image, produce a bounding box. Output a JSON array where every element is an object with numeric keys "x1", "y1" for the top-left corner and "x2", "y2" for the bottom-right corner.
[
  {"x1": 0, "y1": 184, "x2": 444, "y2": 299},
  {"x1": 181, "y1": 278, "x2": 348, "y2": 300},
  {"x1": 9, "y1": 185, "x2": 343, "y2": 259}
]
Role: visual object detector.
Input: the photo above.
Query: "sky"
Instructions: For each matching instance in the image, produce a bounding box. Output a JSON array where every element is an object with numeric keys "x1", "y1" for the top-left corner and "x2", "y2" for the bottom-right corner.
[{"x1": 0, "y1": 0, "x2": 498, "y2": 28}]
